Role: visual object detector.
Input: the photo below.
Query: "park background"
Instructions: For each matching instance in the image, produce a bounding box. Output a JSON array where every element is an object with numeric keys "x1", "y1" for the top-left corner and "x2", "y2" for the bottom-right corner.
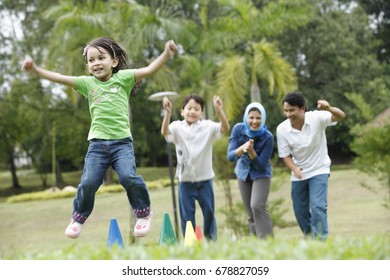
[{"x1": 0, "y1": 0, "x2": 389, "y2": 259}]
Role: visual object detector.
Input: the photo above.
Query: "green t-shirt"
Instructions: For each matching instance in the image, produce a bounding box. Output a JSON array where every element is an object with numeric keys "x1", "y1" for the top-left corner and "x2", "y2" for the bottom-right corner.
[{"x1": 73, "y1": 69, "x2": 135, "y2": 140}]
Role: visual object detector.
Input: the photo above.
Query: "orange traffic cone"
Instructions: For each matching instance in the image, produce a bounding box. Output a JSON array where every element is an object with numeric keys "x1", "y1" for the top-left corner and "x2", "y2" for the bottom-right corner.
[{"x1": 195, "y1": 226, "x2": 203, "y2": 242}]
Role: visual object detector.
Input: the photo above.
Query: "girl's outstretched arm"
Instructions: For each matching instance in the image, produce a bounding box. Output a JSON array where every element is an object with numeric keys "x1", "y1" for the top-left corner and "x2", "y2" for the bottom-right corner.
[
  {"x1": 134, "y1": 40, "x2": 178, "y2": 81},
  {"x1": 22, "y1": 57, "x2": 76, "y2": 88}
]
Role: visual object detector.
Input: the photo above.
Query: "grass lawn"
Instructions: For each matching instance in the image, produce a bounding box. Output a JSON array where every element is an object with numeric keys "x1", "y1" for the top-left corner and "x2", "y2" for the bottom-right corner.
[
  {"x1": 0, "y1": 167, "x2": 170, "y2": 200},
  {"x1": 0, "y1": 167, "x2": 389, "y2": 259}
]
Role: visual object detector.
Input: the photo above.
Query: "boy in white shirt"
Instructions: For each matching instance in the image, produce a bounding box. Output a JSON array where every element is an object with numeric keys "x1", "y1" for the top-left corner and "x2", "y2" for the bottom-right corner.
[{"x1": 161, "y1": 94, "x2": 230, "y2": 240}]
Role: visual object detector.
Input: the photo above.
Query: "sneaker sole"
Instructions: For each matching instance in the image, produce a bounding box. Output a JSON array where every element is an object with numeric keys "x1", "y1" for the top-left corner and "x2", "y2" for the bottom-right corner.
[
  {"x1": 65, "y1": 233, "x2": 80, "y2": 239},
  {"x1": 133, "y1": 231, "x2": 150, "y2": 237}
]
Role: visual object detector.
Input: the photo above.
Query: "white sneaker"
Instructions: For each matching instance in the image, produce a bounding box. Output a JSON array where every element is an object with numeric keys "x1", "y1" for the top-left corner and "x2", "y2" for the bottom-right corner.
[
  {"x1": 134, "y1": 211, "x2": 153, "y2": 237},
  {"x1": 65, "y1": 220, "x2": 83, "y2": 239}
]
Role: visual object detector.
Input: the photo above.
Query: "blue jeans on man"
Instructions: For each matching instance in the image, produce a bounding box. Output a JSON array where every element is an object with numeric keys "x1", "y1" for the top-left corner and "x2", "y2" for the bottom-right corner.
[
  {"x1": 178, "y1": 179, "x2": 217, "y2": 240},
  {"x1": 291, "y1": 174, "x2": 329, "y2": 240}
]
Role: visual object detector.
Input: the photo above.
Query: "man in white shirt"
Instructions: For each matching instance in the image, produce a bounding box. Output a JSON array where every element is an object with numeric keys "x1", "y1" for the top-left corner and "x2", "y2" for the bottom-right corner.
[{"x1": 276, "y1": 92, "x2": 345, "y2": 240}]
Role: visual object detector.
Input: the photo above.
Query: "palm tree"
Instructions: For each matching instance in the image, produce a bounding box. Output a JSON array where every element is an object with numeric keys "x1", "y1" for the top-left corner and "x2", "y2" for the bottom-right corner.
[
  {"x1": 43, "y1": 0, "x2": 109, "y2": 104},
  {"x1": 42, "y1": 0, "x2": 186, "y2": 179},
  {"x1": 202, "y1": 0, "x2": 313, "y2": 119},
  {"x1": 215, "y1": 39, "x2": 297, "y2": 118}
]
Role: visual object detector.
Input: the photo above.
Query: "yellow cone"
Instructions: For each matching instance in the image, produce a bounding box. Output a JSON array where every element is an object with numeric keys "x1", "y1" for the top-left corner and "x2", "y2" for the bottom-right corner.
[{"x1": 184, "y1": 221, "x2": 197, "y2": 247}]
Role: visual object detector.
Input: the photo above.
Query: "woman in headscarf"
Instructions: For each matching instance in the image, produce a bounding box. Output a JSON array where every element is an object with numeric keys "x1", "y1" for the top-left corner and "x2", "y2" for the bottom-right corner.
[{"x1": 227, "y1": 102, "x2": 274, "y2": 239}]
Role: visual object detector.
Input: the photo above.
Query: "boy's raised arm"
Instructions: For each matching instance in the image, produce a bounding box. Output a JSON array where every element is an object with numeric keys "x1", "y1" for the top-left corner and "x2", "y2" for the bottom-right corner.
[
  {"x1": 213, "y1": 95, "x2": 230, "y2": 133},
  {"x1": 161, "y1": 97, "x2": 172, "y2": 137}
]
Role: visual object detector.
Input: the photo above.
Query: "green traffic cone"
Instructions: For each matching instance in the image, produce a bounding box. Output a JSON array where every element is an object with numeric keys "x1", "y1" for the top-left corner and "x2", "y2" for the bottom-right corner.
[{"x1": 159, "y1": 212, "x2": 177, "y2": 245}]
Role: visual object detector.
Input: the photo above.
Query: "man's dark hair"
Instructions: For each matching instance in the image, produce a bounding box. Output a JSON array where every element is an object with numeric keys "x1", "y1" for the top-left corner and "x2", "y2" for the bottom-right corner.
[{"x1": 283, "y1": 92, "x2": 306, "y2": 109}]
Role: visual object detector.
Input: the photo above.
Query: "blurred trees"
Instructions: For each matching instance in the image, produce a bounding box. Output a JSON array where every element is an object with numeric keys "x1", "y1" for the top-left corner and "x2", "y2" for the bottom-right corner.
[
  {"x1": 273, "y1": 0, "x2": 390, "y2": 161},
  {"x1": 351, "y1": 125, "x2": 390, "y2": 208},
  {"x1": 356, "y1": 0, "x2": 390, "y2": 63},
  {"x1": 0, "y1": 0, "x2": 389, "y2": 189}
]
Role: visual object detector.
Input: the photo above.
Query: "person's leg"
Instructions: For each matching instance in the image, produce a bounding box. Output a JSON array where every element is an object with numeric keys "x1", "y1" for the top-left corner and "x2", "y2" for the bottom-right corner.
[
  {"x1": 197, "y1": 179, "x2": 217, "y2": 240},
  {"x1": 111, "y1": 138, "x2": 151, "y2": 218},
  {"x1": 110, "y1": 138, "x2": 152, "y2": 237},
  {"x1": 291, "y1": 179, "x2": 311, "y2": 236},
  {"x1": 72, "y1": 139, "x2": 109, "y2": 223},
  {"x1": 66, "y1": 139, "x2": 108, "y2": 238},
  {"x1": 308, "y1": 174, "x2": 329, "y2": 240},
  {"x1": 251, "y1": 178, "x2": 273, "y2": 239},
  {"x1": 178, "y1": 181, "x2": 197, "y2": 238},
  {"x1": 237, "y1": 179, "x2": 256, "y2": 235}
]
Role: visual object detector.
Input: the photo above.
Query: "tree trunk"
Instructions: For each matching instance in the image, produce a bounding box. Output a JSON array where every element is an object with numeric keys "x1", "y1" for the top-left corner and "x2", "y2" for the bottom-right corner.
[
  {"x1": 7, "y1": 146, "x2": 21, "y2": 189},
  {"x1": 250, "y1": 83, "x2": 261, "y2": 103},
  {"x1": 250, "y1": 47, "x2": 261, "y2": 103},
  {"x1": 40, "y1": 173, "x2": 48, "y2": 188},
  {"x1": 55, "y1": 159, "x2": 64, "y2": 186}
]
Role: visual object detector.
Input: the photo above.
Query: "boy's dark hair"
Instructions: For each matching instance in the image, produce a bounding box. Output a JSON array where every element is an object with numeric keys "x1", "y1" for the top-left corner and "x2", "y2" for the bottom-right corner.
[
  {"x1": 283, "y1": 92, "x2": 306, "y2": 109},
  {"x1": 182, "y1": 94, "x2": 205, "y2": 111},
  {"x1": 83, "y1": 36, "x2": 142, "y2": 96}
]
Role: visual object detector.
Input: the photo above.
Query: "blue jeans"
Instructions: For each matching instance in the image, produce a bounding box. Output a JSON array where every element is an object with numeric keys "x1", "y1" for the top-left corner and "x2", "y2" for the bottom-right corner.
[
  {"x1": 291, "y1": 174, "x2": 329, "y2": 240},
  {"x1": 72, "y1": 138, "x2": 151, "y2": 223},
  {"x1": 178, "y1": 179, "x2": 217, "y2": 240}
]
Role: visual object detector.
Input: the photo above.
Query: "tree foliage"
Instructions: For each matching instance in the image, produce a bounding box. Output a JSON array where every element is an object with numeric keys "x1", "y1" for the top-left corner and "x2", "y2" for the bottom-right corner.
[
  {"x1": 0, "y1": 0, "x2": 389, "y2": 191},
  {"x1": 273, "y1": 0, "x2": 390, "y2": 160},
  {"x1": 356, "y1": 0, "x2": 390, "y2": 63},
  {"x1": 351, "y1": 126, "x2": 390, "y2": 208}
]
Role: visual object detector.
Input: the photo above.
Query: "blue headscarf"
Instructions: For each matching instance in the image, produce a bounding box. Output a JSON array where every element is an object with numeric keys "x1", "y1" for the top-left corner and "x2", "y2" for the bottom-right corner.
[{"x1": 243, "y1": 102, "x2": 267, "y2": 138}]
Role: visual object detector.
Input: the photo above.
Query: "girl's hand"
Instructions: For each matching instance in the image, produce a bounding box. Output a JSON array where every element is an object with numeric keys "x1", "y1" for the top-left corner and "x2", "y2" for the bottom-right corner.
[
  {"x1": 165, "y1": 40, "x2": 178, "y2": 57},
  {"x1": 162, "y1": 97, "x2": 172, "y2": 113},
  {"x1": 21, "y1": 56, "x2": 34, "y2": 71}
]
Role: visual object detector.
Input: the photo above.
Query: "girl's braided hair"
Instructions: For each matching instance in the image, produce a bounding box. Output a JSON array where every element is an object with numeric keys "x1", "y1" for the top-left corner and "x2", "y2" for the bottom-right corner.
[{"x1": 83, "y1": 36, "x2": 142, "y2": 96}]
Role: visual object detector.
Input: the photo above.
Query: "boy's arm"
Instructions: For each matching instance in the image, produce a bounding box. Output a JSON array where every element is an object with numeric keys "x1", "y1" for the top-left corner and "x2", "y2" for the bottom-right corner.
[
  {"x1": 213, "y1": 95, "x2": 230, "y2": 133},
  {"x1": 161, "y1": 97, "x2": 172, "y2": 137},
  {"x1": 22, "y1": 57, "x2": 75, "y2": 88},
  {"x1": 135, "y1": 40, "x2": 178, "y2": 81}
]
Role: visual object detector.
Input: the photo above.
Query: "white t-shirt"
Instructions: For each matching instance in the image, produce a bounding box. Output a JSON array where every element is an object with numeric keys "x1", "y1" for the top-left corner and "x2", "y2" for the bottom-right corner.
[
  {"x1": 276, "y1": 111, "x2": 336, "y2": 181},
  {"x1": 165, "y1": 119, "x2": 222, "y2": 182}
]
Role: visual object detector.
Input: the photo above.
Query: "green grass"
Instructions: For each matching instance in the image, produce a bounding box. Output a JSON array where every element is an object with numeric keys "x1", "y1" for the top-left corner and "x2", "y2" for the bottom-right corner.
[
  {"x1": 0, "y1": 168, "x2": 389, "y2": 259},
  {"x1": 0, "y1": 167, "x2": 170, "y2": 200}
]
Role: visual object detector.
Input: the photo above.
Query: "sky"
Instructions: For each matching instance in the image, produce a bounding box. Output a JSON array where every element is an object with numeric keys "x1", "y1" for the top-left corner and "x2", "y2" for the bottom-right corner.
[{"x1": 0, "y1": 9, "x2": 24, "y2": 40}]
